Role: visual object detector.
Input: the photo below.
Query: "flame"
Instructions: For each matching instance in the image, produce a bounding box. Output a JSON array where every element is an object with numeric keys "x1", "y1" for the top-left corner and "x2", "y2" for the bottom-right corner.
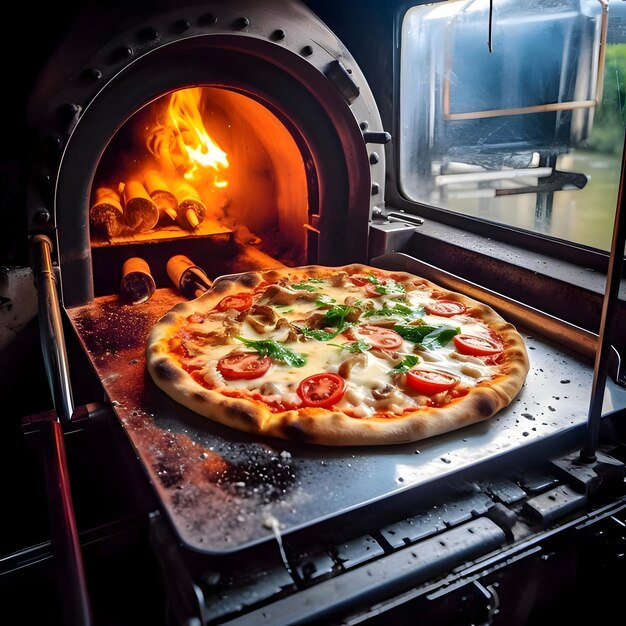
[{"x1": 147, "y1": 87, "x2": 229, "y2": 186}]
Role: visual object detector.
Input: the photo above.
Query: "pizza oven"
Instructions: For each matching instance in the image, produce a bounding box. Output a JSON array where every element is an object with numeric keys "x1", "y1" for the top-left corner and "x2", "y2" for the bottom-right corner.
[
  {"x1": 4, "y1": 0, "x2": 626, "y2": 625},
  {"x1": 25, "y1": 0, "x2": 392, "y2": 308}
]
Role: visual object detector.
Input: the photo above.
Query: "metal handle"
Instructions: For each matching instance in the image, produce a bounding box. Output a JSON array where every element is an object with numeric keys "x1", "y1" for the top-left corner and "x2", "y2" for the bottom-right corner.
[{"x1": 30, "y1": 234, "x2": 74, "y2": 423}]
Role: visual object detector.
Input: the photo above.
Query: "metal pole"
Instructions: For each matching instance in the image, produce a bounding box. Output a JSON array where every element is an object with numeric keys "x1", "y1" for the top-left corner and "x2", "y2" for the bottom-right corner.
[
  {"x1": 580, "y1": 138, "x2": 626, "y2": 461},
  {"x1": 30, "y1": 234, "x2": 74, "y2": 423}
]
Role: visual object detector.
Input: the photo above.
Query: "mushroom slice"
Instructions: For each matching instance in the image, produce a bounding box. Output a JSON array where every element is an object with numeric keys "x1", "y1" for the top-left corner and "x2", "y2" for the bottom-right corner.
[
  {"x1": 246, "y1": 304, "x2": 279, "y2": 333},
  {"x1": 338, "y1": 352, "x2": 368, "y2": 378},
  {"x1": 262, "y1": 284, "x2": 318, "y2": 305},
  {"x1": 371, "y1": 383, "x2": 395, "y2": 400}
]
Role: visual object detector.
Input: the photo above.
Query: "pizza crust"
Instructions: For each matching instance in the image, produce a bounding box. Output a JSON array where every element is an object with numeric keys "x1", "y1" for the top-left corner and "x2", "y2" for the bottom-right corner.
[{"x1": 146, "y1": 263, "x2": 530, "y2": 446}]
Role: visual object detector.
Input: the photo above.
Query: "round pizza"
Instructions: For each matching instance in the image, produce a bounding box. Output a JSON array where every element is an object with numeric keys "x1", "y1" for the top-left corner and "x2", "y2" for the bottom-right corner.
[{"x1": 146, "y1": 263, "x2": 530, "y2": 446}]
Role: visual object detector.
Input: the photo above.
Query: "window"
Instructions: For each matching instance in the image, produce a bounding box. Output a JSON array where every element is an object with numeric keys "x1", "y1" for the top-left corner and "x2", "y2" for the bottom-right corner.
[{"x1": 399, "y1": 0, "x2": 625, "y2": 253}]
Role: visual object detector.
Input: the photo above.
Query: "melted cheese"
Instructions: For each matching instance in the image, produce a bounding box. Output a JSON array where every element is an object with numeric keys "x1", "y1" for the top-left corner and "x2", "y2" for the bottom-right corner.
[{"x1": 184, "y1": 276, "x2": 502, "y2": 416}]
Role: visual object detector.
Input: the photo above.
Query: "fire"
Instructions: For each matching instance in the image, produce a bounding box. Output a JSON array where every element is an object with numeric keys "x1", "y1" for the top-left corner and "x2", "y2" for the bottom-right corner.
[{"x1": 147, "y1": 87, "x2": 229, "y2": 187}]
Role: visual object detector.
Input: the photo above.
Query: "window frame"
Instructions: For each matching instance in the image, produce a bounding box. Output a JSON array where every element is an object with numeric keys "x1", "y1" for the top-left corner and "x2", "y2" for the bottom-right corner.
[{"x1": 385, "y1": 0, "x2": 624, "y2": 276}]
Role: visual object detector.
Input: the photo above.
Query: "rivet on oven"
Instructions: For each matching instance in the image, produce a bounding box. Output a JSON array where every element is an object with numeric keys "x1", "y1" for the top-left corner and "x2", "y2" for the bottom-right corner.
[
  {"x1": 171, "y1": 19, "x2": 190, "y2": 34},
  {"x1": 33, "y1": 209, "x2": 51, "y2": 225},
  {"x1": 38, "y1": 172, "x2": 52, "y2": 194},
  {"x1": 108, "y1": 45, "x2": 133, "y2": 64},
  {"x1": 301, "y1": 45, "x2": 313, "y2": 56},
  {"x1": 360, "y1": 121, "x2": 369, "y2": 130},
  {"x1": 371, "y1": 183, "x2": 380, "y2": 196},
  {"x1": 79, "y1": 68, "x2": 102, "y2": 83},
  {"x1": 234, "y1": 17, "x2": 250, "y2": 29},
  {"x1": 45, "y1": 135, "x2": 63, "y2": 154},
  {"x1": 58, "y1": 102, "x2": 81, "y2": 129},
  {"x1": 198, "y1": 12, "x2": 217, "y2": 26},
  {"x1": 136, "y1": 27, "x2": 159, "y2": 43},
  {"x1": 369, "y1": 152, "x2": 380, "y2": 165},
  {"x1": 271, "y1": 29, "x2": 286, "y2": 41}
]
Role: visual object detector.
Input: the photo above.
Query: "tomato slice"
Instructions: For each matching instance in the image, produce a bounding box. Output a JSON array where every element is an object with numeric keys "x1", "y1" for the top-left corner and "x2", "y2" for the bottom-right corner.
[
  {"x1": 364, "y1": 282, "x2": 383, "y2": 298},
  {"x1": 406, "y1": 369, "x2": 460, "y2": 395},
  {"x1": 349, "y1": 275, "x2": 370, "y2": 287},
  {"x1": 216, "y1": 293, "x2": 253, "y2": 312},
  {"x1": 350, "y1": 324, "x2": 403, "y2": 350},
  {"x1": 425, "y1": 299, "x2": 467, "y2": 317},
  {"x1": 217, "y1": 351, "x2": 272, "y2": 380},
  {"x1": 297, "y1": 373, "x2": 347, "y2": 408},
  {"x1": 453, "y1": 333, "x2": 502, "y2": 356},
  {"x1": 253, "y1": 281, "x2": 271, "y2": 295}
]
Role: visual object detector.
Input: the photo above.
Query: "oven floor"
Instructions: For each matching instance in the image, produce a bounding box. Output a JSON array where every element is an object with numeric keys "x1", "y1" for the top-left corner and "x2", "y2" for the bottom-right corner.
[{"x1": 64, "y1": 286, "x2": 626, "y2": 559}]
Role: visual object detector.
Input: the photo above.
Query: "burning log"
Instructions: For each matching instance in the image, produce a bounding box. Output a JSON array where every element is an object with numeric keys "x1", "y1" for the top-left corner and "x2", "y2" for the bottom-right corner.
[
  {"x1": 172, "y1": 180, "x2": 206, "y2": 230},
  {"x1": 166, "y1": 255, "x2": 212, "y2": 299},
  {"x1": 123, "y1": 180, "x2": 160, "y2": 232},
  {"x1": 119, "y1": 257, "x2": 156, "y2": 304},
  {"x1": 143, "y1": 169, "x2": 178, "y2": 223},
  {"x1": 89, "y1": 187, "x2": 125, "y2": 239}
]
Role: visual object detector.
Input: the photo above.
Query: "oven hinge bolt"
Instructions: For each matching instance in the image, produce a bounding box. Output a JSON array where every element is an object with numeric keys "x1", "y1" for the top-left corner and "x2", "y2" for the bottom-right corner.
[
  {"x1": 363, "y1": 130, "x2": 391, "y2": 144},
  {"x1": 369, "y1": 152, "x2": 380, "y2": 165},
  {"x1": 371, "y1": 183, "x2": 380, "y2": 195},
  {"x1": 324, "y1": 59, "x2": 360, "y2": 104}
]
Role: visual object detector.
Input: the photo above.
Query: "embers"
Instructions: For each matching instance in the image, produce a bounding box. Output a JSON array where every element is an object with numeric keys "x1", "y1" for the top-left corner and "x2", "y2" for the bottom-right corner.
[{"x1": 89, "y1": 85, "x2": 309, "y2": 268}]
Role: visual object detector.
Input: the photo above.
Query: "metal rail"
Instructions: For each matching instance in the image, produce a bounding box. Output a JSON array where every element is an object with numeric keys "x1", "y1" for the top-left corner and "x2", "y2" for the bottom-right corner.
[{"x1": 581, "y1": 137, "x2": 626, "y2": 461}]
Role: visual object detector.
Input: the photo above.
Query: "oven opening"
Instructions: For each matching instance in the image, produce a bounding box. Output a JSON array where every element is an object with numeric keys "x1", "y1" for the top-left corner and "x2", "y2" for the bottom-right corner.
[{"x1": 90, "y1": 86, "x2": 312, "y2": 296}]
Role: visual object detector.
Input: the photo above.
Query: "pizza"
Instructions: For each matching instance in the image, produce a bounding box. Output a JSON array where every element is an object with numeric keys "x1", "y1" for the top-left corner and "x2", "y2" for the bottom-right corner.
[{"x1": 145, "y1": 263, "x2": 530, "y2": 446}]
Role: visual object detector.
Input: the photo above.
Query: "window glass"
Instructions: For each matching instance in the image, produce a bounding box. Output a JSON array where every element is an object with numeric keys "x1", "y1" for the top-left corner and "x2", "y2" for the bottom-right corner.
[{"x1": 400, "y1": 0, "x2": 625, "y2": 252}]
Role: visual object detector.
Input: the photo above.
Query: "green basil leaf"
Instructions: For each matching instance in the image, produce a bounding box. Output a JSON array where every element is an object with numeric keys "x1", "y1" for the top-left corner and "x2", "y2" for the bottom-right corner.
[
  {"x1": 315, "y1": 295, "x2": 337, "y2": 308},
  {"x1": 389, "y1": 354, "x2": 421, "y2": 374},
  {"x1": 329, "y1": 339, "x2": 371, "y2": 353},
  {"x1": 323, "y1": 305, "x2": 354, "y2": 328},
  {"x1": 291, "y1": 282, "x2": 319, "y2": 291},
  {"x1": 274, "y1": 305, "x2": 294, "y2": 314},
  {"x1": 235, "y1": 336, "x2": 306, "y2": 367},
  {"x1": 393, "y1": 323, "x2": 460, "y2": 348},
  {"x1": 421, "y1": 327, "x2": 460, "y2": 349},
  {"x1": 296, "y1": 327, "x2": 339, "y2": 341},
  {"x1": 393, "y1": 324, "x2": 438, "y2": 343},
  {"x1": 363, "y1": 303, "x2": 424, "y2": 320},
  {"x1": 375, "y1": 279, "x2": 406, "y2": 295}
]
